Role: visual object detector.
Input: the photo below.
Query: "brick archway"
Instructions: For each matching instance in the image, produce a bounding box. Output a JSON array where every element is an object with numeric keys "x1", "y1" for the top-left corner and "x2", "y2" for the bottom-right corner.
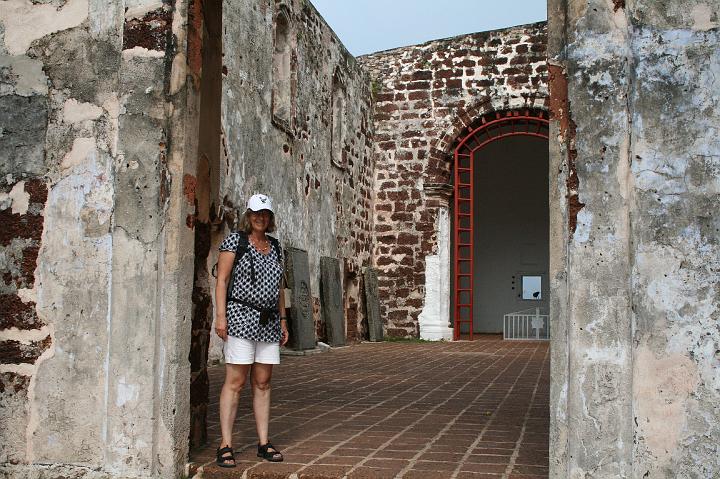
[
  {"x1": 452, "y1": 109, "x2": 549, "y2": 340},
  {"x1": 426, "y1": 95, "x2": 549, "y2": 184},
  {"x1": 442, "y1": 98, "x2": 546, "y2": 149}
]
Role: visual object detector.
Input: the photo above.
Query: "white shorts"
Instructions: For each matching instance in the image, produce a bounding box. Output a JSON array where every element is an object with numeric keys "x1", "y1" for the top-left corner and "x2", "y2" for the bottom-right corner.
[{"x1": 224, "y1": 336, "x2": 280, "y2": 365}]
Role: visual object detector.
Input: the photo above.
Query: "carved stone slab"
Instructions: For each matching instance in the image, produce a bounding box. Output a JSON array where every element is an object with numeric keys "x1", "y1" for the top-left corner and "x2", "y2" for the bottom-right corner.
[
  {"x1": 285, "y1": 247, "x2": 316, "y2": 350},
  {"x1": 363, "y1": 268, "x2": 383, "y2": 342},
  {"x1": 320, "y1": 257, "x2": 345, "y2": 347}
]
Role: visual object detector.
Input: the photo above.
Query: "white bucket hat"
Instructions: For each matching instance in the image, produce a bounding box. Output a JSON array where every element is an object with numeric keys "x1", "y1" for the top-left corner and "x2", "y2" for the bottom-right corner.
[{"x1": 246, "y1": 193, "x2": 274, "y2": 213}]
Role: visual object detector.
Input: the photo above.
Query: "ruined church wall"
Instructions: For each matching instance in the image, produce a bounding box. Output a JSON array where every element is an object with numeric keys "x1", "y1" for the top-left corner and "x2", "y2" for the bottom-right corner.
[
  {"x1": 548, "y1": 0, "x2": 720, "y2": 476},
  {"x1": 217, "y1": 0, "x2": 375, "y2": 344},
  {"x1": 359, "y1": 23, "x2": 548, "y2": 337},
  {"x1": 0, "y1": 1, "x2": 195, "y2": 477}
]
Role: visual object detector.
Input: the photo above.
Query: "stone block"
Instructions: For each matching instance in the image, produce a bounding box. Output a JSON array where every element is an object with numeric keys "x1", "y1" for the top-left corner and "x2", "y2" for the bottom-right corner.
[
  {"x1": 320, "y1": 257, "x2": 344, "y2": 347},
  {"x1": 363, "y1": 268, "x2": 383, "y2": 342},
  {"x1": 0, "y1": 372, "x2": 30, "y2": 463},
  {"x1": 285, "y1": 247, "x2": 316, "y2": 350},
  {"x1": 0, "y1": 95, "x2": 48, "y2": 178}
]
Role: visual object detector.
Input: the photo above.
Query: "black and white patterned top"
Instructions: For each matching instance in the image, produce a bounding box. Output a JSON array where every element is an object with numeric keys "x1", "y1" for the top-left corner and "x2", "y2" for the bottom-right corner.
[{"x1": 219, "y1": 232, "x2": 283, "y2": 343}]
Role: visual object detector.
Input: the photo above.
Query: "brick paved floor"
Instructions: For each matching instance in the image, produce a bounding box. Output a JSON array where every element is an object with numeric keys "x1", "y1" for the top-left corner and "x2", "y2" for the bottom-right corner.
[{"x1": 190, "y1": 337, "x2": 549, "y2": 478}]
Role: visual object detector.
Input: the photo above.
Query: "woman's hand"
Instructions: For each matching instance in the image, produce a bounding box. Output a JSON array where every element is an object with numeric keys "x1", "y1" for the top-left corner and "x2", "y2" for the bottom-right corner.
[
  {"x1": 215, "y1": 250, "x2": 234, "y2": 343},
  {"x1": 280, "y1": 320, "x2": 289, "y2": 346},
  {"x1": 215, "y1": 316, "x2": 228, "y2": 341}
]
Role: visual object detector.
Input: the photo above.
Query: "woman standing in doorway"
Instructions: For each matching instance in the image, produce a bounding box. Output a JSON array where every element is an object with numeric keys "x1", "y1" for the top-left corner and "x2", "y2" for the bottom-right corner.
[{"x1": 214, "y1": 193, "x2": 289, "y2": 467}]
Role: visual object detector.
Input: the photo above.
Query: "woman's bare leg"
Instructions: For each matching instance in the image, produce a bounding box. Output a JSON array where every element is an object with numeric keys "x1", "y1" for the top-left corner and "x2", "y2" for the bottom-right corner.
[
  {"x1": 250, "y1": 363, "x2": 274, "y2": 445},
  {"x1": 219, "y1": 363, "x2": 251, "y2": 451}
]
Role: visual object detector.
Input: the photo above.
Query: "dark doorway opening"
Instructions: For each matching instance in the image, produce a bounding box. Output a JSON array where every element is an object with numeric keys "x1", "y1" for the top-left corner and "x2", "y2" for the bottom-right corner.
[
  {"x1": 189, "y1": 0, "x2": 223, "y2": 451},
  {"x1": 453, "y1": 110, "x2": 549, "y2": 340}
]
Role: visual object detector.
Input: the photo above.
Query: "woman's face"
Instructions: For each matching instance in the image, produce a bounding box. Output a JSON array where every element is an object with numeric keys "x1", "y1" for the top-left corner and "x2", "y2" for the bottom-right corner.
[{"x1": 249, "y1": 210, "x2": 271, "y2": 233}]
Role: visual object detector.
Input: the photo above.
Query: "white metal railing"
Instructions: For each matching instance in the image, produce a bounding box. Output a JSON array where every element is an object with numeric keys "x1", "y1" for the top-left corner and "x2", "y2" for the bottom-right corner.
[{"x1": 503, "y1": 307, "x2": 550, "y2": 340}]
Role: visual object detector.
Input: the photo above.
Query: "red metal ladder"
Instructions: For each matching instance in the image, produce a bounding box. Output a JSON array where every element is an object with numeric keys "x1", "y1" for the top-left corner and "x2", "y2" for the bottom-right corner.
[{"x1": 453, "y1": 152, "x2": 474, "y2": 340}]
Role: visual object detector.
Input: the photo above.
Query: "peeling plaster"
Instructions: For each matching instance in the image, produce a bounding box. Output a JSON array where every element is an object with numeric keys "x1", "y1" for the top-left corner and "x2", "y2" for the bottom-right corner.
[
  {"x1": 60, "y1": 137, "x2": 97, "y2": 173},
  {"x1": 573, "y1": 209, "x2": 593, "y2": 243},
  {"x1": 102, "y1": 95, "x2": 121, "y2": 119},
  {"x1": 26, "y1": 123, "x2": 113, "y2": 463},
  {"x1": 61, "y1": 99, "x2": 104, "y2": 124},
  {"x1": 634, "y1": 348, "x2": 699, "y2": 468},
  {"x1": 169, "y1": 53, "x2": 187, "y2": 95},
  {"x1": 16, "y1": 287, "x2": 36, "y2": 304},
  {"x1": 0, "y1": 325, "x2": 51, "y2": 343},
  {"x1": 25, "y1": 324, "x2": 55, "y2": 462},
  {"x1": 102, "y1": 95, "x2": 121, "y2": 158},
  {"x1": 0, "y1": 362, "x2": 35, "y2": 376},
  {"x1": 169, "y1": 1, "x2": 187, "y2": 95},
  {"x1": 582, "y1": 344, "x2": 628, "y2": 365},
  {"x1": 124, "y1": 2, "x2": 164, "y2": 21},
  {"x1": 690, "y1": 4, "x2": 718, "y2": 30},
  {"x1": 636, "y1": 237, "x2": 718, "y2": 325},
  {"x1": 115, "y1": 378, "x2": 139, "y2": 407},
  {"x1": 0, "y1": 181, "x2": 30, "y2": 214},
  {"x1": 121, "y1": 46, "x2": 165, "y2": 59},
  {"x1": 0, "y1": 55, "x2": 48, "y2": 96},
  {"x1": 0, "y1": 0, "x2": 89, "y2": 56}
]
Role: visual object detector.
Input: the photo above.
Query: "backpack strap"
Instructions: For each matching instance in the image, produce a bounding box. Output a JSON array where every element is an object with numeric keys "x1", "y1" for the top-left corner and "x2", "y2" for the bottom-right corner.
[
  {"x1": 267, "y1": 236, "x2": 288, "y2": 293},
  {"x1": 233, "y1": 231, "x2": 250, "y2": 261},
  {"x1": 268, "y1": 235, "x2": 282, "y2": 263},
  {"x1": 211, "y1": 231, "x2": 249, "y2": 279},
  {"x1": 227, "y1": 232, "x2": 250, "y2": 300}
]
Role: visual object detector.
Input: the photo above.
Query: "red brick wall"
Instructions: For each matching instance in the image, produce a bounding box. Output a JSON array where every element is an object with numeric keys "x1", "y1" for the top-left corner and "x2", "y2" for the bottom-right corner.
[
  {"x1": 0, "y1": 178, "x2": 49, "y2": 462},
  {"x1": 0, "y1": 179, "x2": 50, "y2": 356},
  {"x1": 359, "y1": 22, "x2": 548, "y2": 337}
]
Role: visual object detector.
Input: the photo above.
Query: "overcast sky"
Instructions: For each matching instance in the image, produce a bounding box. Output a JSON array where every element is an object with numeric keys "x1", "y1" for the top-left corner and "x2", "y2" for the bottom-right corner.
[{"x1": 310, "y1": 0, "x2": 548, "y2": 56}]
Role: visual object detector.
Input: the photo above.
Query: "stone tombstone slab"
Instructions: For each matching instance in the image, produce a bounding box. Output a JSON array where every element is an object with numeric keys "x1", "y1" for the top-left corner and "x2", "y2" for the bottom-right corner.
[
  {"x1": 320, "y1": 257, "x2": 345, "y2": 347},
  {"x1": 285, "y1": 247, "x2": 316, "y2": 350},
  {"x1": 364, "y1": 268, "x2": 383, "y2": 342}
]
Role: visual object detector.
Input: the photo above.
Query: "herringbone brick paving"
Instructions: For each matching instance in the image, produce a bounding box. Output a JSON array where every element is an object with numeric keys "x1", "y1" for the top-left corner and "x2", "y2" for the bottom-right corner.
[{"x1": 190, "y1": 337, "x2": 549, "y2": 478}]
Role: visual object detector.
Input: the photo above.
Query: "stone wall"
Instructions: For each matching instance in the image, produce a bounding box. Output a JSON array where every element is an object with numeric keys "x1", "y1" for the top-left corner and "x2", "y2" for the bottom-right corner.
[
  {"x1": 548, "y1": 0, "x2": 720, "y2": 476},
  {"x1": 214, "y1": 0, "x2": 375, "y2": 349},
  {"x1": 359, "y1": 23, "x2": 548, "y2": 337},
  {"x1": 0, "y1": 0, "x2": 195, "y2": 477}
]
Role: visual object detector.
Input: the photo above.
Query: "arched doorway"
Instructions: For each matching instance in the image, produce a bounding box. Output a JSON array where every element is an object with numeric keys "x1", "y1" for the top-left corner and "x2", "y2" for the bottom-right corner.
[{"x1": 453, "y1": 110, "x2": 549, "y2": 340}]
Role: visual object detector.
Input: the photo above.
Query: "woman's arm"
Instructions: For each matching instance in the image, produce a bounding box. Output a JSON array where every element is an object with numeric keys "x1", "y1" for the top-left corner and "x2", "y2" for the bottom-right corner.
[
  {"x1": 215, "y1": 251, "x2": 235, "y2": 341},
  {"x1": 278, "y1": 276, "x2": 289, "y2": 346}
]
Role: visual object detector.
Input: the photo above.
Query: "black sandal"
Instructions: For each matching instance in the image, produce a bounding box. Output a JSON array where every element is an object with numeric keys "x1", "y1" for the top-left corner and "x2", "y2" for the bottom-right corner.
[
  {"x1": 257, "y1": 441, "x2": 283, "y2": 462},
  {"x1": 216, "y1": 446, "x2": 236, "y2": 468}
]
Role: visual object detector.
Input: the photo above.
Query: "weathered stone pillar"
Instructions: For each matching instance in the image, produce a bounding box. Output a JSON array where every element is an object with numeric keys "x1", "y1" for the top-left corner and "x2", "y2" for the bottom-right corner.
[
  {"x1": 285, "y1": 247, "x2": 316, "y2": 350},
  {"x1": 549, "y1": 0, "x2": 720, "y2": 476},
  {"x1": 0, "y1": 1, "x2": 195, "y2": 477},
  {"x1": 548, "y1": 1, "x2": 634, "y2": 475},
  {"x1": 320, "y1": 257, "x2": 345, "y2": 347}
]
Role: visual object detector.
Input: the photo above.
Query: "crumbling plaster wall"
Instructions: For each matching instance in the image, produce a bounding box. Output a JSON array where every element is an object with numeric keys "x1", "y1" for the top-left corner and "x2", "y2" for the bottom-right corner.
[
  {"x1": 0, "y1": 0, "x2": 195, "y2": 477},
  {"x1": 218, "y1": 0, "x2": 375, "y2": 343},
  {"x1": 548, "y1": 0, "x2": 720, "y2": 476},
  {"x1": 359, "y1": 23, "x2": 548, "y2": 337}
]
